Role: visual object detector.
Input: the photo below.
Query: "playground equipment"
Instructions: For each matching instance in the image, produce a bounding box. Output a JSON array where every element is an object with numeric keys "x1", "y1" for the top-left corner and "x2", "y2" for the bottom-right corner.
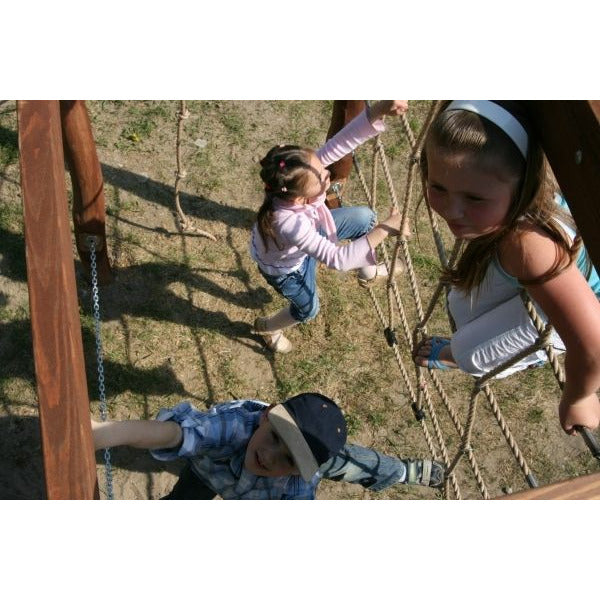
[
  {"x1": 15, "y1": 100, "x2": 600, "y2": 499},
  {"x1": 347, "y1": 100, "x2": 600, "y2": 498}
]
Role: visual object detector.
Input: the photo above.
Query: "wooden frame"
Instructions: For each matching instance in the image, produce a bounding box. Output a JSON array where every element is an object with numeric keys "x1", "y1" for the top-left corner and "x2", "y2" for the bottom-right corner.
[
  {"x1": 498, "y1": 471, "x2": 600, "y2": 499},
  {"x1": 525, "y1": 101, "x2": 600, "y2": 271},
  {"x1": 17, "y1": 100, "x2": 99, "y2": 499}
]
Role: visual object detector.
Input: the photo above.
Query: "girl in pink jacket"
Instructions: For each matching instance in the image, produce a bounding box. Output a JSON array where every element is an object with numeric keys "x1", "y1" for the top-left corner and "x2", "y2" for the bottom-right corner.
[{"x1": 250, "y1": 101, "x2": 408, "y2": 352}]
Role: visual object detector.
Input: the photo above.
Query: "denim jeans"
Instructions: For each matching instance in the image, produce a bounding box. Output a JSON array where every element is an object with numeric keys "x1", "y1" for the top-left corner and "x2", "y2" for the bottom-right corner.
[
  {"x1": 260, "y1": 206, "x2": 376, "y2": 322},
  {"x1": 162, "y1": 444, "x2": 406, "y2": 498},
  {"x1": 319, "y1": 444, "x2": 406, "y2": 492}
]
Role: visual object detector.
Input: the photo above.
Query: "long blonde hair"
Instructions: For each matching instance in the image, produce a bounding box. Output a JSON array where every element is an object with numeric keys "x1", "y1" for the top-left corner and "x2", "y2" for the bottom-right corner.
[{"x1": 421, "y1": 101, "x2": 581, "y2": 292}]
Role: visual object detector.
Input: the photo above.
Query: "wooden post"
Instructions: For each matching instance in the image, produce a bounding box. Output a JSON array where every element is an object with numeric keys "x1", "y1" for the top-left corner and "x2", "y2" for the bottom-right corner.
[
  {"x1": 60, "y1": 100, "x2": 112, "y2": 284},
  {"x1": 325, "y1": 100, "x2": 365, "y2": 208},
  {"x1": 17, "y1": 100, "x2": 98, "y2": 499},
  {"x1": 497, "y1": 471, "x2": 600, "y2": 499},
  {"x1": 525, "y1": 100, "x2": 600, "y2": 271}
]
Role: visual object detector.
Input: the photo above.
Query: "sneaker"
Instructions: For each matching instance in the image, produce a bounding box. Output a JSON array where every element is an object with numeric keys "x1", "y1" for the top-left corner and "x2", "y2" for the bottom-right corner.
[
  {"x1": 252, "y1": 318, "x2": 293, "y2": 353},
  {"x1": 405, "y1": 459, "x2": 445, "y2": 489}
]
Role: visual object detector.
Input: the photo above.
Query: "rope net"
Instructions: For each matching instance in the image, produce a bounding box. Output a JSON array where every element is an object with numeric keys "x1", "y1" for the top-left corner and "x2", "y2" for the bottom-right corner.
[{"x1": 348, "y1": 101, "x2": 598, "y2": 499}]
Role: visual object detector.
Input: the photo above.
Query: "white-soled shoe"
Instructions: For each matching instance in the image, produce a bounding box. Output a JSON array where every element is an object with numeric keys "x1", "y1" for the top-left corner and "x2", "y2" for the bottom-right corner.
[
  {"x1": 262, "y1": 331, "x2": 292, "y2": 353},
  {"x1": 252, "y1": 318, "x2": 293, "y2": 353}
]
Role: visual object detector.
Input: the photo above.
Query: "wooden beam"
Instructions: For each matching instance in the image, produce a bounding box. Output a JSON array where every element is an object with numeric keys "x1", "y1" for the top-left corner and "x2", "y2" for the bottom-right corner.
[
  {"x1": 325, "y1": 100, "x2": 365, "y2": 208},
  {"x1": 60, "y1": 100, "x2": 112, "y2": 285},
  {"x1": 497, "y1": 471, "x2": 600, "y2": 500},
  {"x1": 524, "y1": 100, "x2": 600, "y2": 271},
  {"x1": 17, "y1": 100, "x2": 98, "y2": 499}
]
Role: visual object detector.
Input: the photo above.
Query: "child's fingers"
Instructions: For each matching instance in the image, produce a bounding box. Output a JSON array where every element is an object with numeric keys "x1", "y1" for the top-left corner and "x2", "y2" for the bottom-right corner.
[{"x1": 389, "y1": 100, "x2": 408, "y2": 115}]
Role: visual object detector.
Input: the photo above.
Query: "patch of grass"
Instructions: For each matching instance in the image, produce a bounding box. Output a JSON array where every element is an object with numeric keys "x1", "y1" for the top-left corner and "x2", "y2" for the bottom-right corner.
[
  {"x1": 220, "y1": 112, "x2": 244, "y2": 137},
  {"x1": 106, "y1": 198, "x2": 142, "y2": 215},
  {"x1": 344, "y1": 411, "x2": 362, "y2": 436},
  {"x1": 116, "y1": 102, "x2": 170, "y2": 148},
  {"x1": 408, "y1": 116, "x2": 420, "y2": 132},
  {"x1": 526, "y1": 406, "x2": 545, "y2": 424},
  {"x1": 367, "y1": 411, "x2": 386, "y2": 428},
  {"x1": 0, "y1": 225, "x2": 26, "y2": 281},
  {"x1": 285, "y1": 102, "x2": 329, "y2": 146},
  {"x1": 382, "y1": 135, "x2": 409, "y2": 160},
  {"x1": 218, "y1": 353, "x2": 244, "y2": 396},
  {"x1": 191, "y1": 148, "x2": 211, "y2": 169},
  {"x1": 410, "y1": 251, "x2": 442, "y2": 283},
  {"x1": 0, "y1": 200, "x2": 22, "y2": 231},
  {"x1": 0, "y1": 126, "x2": 18, "y2": 167},
  {"x1": 275, "y1": 377, "x2": 300, "y2": 400},
  {"x1": 276, "y1": 354, "x2": 331, "y2": 396}
]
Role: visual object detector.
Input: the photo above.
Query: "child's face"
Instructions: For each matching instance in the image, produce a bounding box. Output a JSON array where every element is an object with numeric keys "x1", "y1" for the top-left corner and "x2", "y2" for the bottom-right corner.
[
  {"x1": 300, "y1": 153, "x2": 331, "y2": 202},
  {"x1": 244, "y1": 410, "x2": 300, "y2": 478},
  {"x1": 425, "y1": 146, "x2": 517, "y2": 240}
]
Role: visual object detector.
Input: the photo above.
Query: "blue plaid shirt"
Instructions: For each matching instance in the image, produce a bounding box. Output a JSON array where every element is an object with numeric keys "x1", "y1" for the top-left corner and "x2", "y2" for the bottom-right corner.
[{"x1": 150, "y1": 400, "x2": 318, "y2": 499}]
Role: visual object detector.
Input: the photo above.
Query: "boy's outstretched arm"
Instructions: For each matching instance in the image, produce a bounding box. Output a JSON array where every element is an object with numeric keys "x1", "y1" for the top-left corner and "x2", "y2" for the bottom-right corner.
[{"x1": 91, "y1": 418, "x2": 183, "y2": 451}]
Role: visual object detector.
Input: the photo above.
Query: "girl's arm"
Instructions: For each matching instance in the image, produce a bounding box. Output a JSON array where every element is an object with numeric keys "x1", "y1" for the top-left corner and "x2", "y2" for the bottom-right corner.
[
  {"x1": 316, "y1": 101, "x2": 407, "y2": 168},
  {"x1": 281, "y1": 208, "x2": 402, "y2": 271},
  {"x1": 500, "y1": 227, "x2": 600, "y2": 433},
  {"x1": 366, "y1": 209, "x2": 403, "y2": 248},
  {"x1": 367, "y1": 100, "x2": 409, "y2": 122},
  {"x1": 91, "y1": 418, "x2": 183, "y2": 450}
]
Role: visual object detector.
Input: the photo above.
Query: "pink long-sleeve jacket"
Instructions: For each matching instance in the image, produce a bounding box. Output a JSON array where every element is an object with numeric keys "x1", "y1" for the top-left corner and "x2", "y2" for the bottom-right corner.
[{"x1": 250, "y1": 109, "x2": 385, "y2": 276}]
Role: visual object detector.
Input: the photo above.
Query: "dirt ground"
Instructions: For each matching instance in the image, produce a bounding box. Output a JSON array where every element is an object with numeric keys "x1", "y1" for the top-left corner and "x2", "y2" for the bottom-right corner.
[{"x1": 1, "y1": 100, "x2": 597, "y2": 501}]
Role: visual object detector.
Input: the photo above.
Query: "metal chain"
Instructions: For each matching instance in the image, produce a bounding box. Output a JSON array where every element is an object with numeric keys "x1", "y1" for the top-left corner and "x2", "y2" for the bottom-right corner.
[{"x1": 89, "y1": 237, "x2": 114, "y2": 500}]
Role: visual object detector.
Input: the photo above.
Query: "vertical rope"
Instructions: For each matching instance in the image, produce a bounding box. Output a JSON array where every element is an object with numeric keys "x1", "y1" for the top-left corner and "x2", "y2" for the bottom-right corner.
[
  {"x1": 173, "y1": 100, "x2": 217, "y2": 241},
  {"x1": 446, "y1": 388, "x2": 490, "y2": 499}
]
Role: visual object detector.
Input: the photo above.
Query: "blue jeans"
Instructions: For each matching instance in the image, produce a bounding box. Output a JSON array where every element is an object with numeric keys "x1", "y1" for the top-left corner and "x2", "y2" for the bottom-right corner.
[
  {"x1": 162, "y1": 444, "x2": 407, "y2": 498},
  {"x1": 320, "y1": 444, "x2": 406, "y2": 492},
  {"x1": 260, "y1": 206, "x2": 376, "y2": 322}
]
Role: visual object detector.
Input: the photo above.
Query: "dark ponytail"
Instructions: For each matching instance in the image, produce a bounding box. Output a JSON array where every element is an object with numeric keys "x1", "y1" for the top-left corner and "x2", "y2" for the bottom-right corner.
[{"x1": 256, "y1": 144, "x2": 314, "y2": 249}]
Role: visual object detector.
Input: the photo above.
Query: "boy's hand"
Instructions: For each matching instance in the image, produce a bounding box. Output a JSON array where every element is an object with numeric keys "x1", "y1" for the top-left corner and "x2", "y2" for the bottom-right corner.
[{"x1": 368, "y1": 100, "x2": 409, "y2": 122}]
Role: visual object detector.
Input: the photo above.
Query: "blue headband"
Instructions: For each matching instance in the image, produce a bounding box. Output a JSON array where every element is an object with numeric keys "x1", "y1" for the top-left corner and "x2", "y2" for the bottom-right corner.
[{"x1": 445, "y1": 100, "x2": 529, "y2": 158}]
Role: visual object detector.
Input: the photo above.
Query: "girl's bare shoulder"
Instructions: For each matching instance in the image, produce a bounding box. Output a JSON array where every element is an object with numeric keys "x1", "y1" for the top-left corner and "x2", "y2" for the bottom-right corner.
[{"x1": 498, "y1": 222, "x2": 562, "y2": 281}]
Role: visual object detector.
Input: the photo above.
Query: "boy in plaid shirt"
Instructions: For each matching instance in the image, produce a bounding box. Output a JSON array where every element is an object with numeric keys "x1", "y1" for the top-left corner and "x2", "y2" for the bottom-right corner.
[{"x1": 92, "y1": 392, "x2": 444, "y2": 499}]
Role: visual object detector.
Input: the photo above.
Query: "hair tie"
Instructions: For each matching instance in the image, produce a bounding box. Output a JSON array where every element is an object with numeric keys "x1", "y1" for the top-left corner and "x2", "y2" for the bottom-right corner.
[{"x1": 279, "y1": 160, "x2": 286, "y2": 169}]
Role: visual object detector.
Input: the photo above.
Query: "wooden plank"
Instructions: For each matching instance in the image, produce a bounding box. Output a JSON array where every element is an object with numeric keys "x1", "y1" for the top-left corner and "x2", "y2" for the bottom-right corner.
[
  {"x1": 60, "y1": 100, "x2": 112, "y2": 285},
  {"x1": 325, "y1": 100, "x2": 365, "y2": 208},
  {"x1": 525, "y1": 100, "x2": 600, "y2": 271},
  {"x1": 497, "y1": 471, "x2": 600, "y2": 500},
  {"x1": 17, "y1": 100, "x2": 98, "y2": 499}
]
